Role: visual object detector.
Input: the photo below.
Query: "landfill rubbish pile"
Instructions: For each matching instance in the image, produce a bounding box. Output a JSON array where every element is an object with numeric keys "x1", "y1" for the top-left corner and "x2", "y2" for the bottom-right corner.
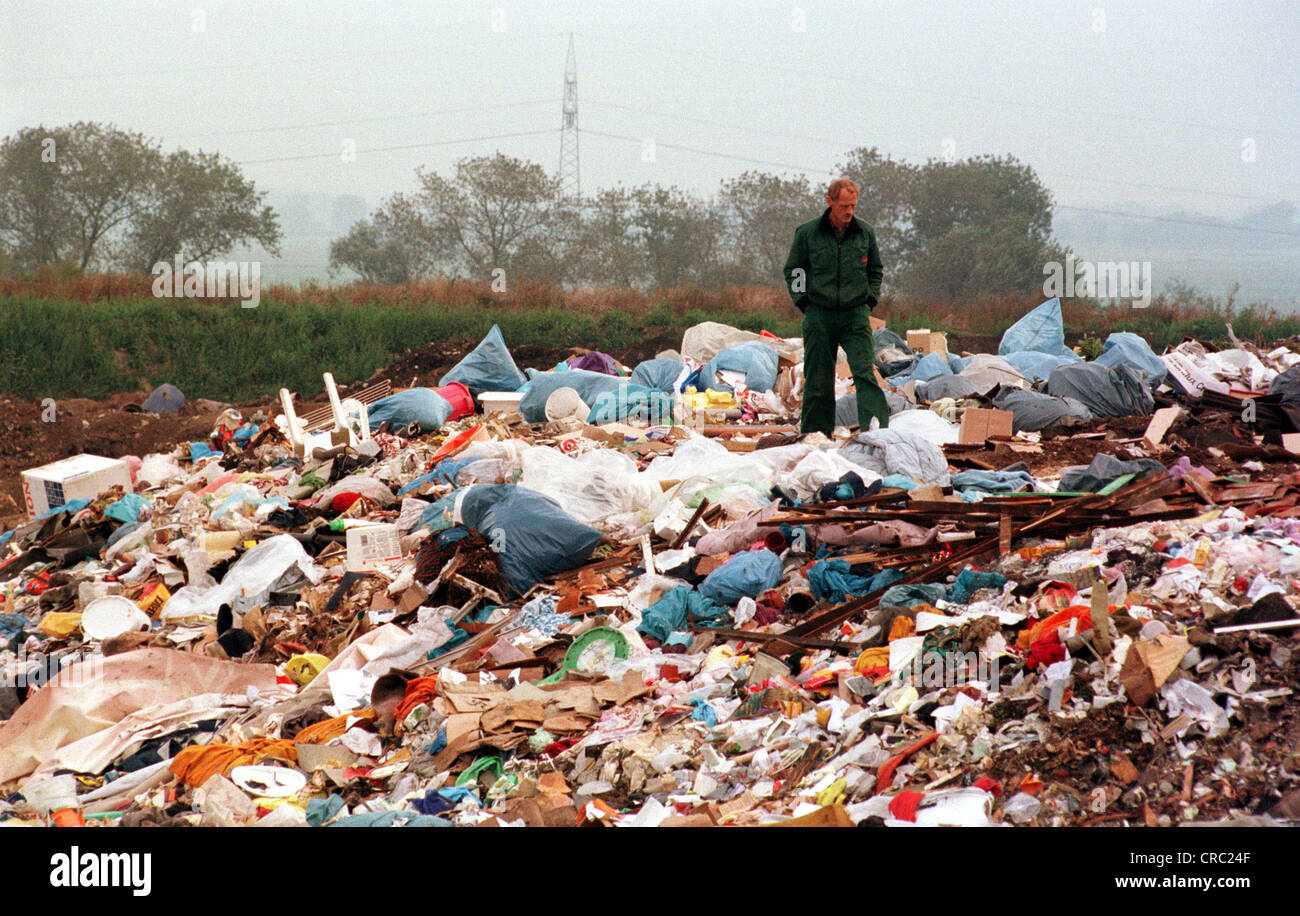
[{"x1": 3, "y1": 303, "x2": 1300, "y2": 828}]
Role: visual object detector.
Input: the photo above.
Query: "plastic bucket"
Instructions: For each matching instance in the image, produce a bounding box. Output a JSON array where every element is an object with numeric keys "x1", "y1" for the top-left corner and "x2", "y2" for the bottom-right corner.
[
  {"x1": 544, "y1": 387, "x2": 591, "y2": 422},
  {"x1": 81, "y1": 595, "x2": 152, "y2": 641},
  {"x1": 435, "y1": 382, "x2": 474, "y2": 420}
]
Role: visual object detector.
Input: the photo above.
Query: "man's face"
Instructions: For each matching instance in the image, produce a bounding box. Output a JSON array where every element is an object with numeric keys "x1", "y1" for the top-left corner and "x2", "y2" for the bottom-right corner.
[{"x1": 827, "y1": 190, "x2": 857, "y2": 230}]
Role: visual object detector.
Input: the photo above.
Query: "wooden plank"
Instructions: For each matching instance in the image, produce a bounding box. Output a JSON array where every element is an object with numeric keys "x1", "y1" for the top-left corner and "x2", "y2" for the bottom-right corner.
[
  {"x1": 1141, "y1": 406, "x2": 1182, "y2": 450},
  {"x1": 999, "y1": 510, "x2": 1012, "y2": 554}
]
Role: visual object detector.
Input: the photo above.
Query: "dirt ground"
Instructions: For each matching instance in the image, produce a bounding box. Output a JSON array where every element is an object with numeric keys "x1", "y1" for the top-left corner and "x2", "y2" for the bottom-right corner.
[{"x1": 0, "y1": 337, "x2": 655, "y2": 528}]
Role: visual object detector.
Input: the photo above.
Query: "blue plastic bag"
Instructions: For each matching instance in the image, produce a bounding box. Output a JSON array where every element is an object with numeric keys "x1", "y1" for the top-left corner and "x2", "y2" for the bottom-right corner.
[
  {"x1": 141, "y1": 383, "x2": 185, "y2": 414},
  {"x1": 808, "y1": 559, "x2": 902, "y2": 604},
  {"x1": 517, "y1": 369, "x2": 629, "y2": 422},
  {"x1": 998, "y1": 298, "x2": 1081, "y2": 361},
  {"x1": 458, "y1": 484, "x2": 602, "y2": 596},
  {"x1": 1001, "y1": 350, "x2": 1080, "y2": 383},
  {"x1": 587, "y1": 386, "x2": 674, "y2": 425},
  {"x1": 1094, "y1": 332, "x2": 1166, "y2": 385},
  {"x1": 698, "y1": 549, "x2": 782, "y2": 606},
  {"x1": 629, "y1": 358, "x2": 685, "y2": 393},
  {"x1": 367, "y1": 388, "x2": 453, "y2": 432},
  {"x1": 438, "y1": 325, "x2": 527, "y2": 395},
  {"x1": 700, "y1": 341, "x2": 779, "y2": 393},
  {"x1": 637, "y1": 586, "x2": 729, "y2": 643}
]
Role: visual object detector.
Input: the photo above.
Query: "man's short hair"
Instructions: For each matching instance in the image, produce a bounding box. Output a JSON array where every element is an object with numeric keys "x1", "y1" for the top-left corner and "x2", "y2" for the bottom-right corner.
[{"x1": 827, "y1": 178, "x2": 859, "y2": 200}]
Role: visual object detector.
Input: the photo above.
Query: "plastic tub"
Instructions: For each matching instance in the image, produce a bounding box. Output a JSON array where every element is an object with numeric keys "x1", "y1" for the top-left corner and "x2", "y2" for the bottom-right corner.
[
  {"x1": 81, "y1": 595, "x2": 152, "y2": 641},
  {"x1": 478, "y1": 391, "x2": 525, "y2": 414},
  {"x1": 544, "y1": 386, "x2": 591, "y2": 422},
  {"x1": 435, "y1": 382, "x2": 474, "y2": 420}
]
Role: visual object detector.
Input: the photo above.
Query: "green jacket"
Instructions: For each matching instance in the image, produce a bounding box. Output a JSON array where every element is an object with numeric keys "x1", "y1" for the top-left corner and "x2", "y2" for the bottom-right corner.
[{"x1": 782, "y1": 209, "x2": 883, "y2": 311}]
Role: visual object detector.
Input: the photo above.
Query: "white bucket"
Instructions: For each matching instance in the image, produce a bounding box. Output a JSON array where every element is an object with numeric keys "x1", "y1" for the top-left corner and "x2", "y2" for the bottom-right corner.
[
  {"x1": 545, "y1": 386, "x2": 590, "y2": 422},
  {"x1": 81, "y1": 595, "x2": 152, "y2": 641}
]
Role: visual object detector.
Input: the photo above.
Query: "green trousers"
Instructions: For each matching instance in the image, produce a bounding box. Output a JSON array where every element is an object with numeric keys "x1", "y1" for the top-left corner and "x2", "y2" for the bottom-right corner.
[{"x1": 800, "y1": 305, "x2": 890, "y2": 436}]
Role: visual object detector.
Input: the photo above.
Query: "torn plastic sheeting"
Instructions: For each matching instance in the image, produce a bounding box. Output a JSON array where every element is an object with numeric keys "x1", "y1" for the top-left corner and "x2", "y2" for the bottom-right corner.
[
  {"x1": 698, "y1": 549, "x2": 782, "y2": 606},
  {"x1": 1047, "y1": 363, "x2": 1155, "y2": 418},
  {"x1": 457, "y1": 484, "x2": 602, "y2": 596},
  {"x1": 645, "y1": 436, "x2": 775, "y2": 506},
  {"x1": 959, "y1": 354, "x2": 1028, "y2": 396},
  {"x1": 991, "y1": 387, "x2": 1093, "y2": 432},
  {"x1": 211, "y1": 485, "x2": 289, "y2": 520},
  {"x1": 1094, "y1": 332, "x2": 1167, "y2": 386},
  {"x1": 700, "y1": 340, "x2": 780, "y2": 393},
  {"x1": 885, "y1": 409, "x2": 960, "y2": 446},
  {"x1": 841, "y1": 428, "x2": 951, "y2": 487},
  {"x1": 519, "y1": 446, "x2": 662, "y2": 534},
  {"x1": 438, "y1": 324, "x2": 527, "y2": 396},
  {"x1": 808, "y1": 559, "x2": 903, "y2": 604},
  {"x1": 681, "y1": 320, "x2": 802, "y2": 365},
  {"x1": 0, "y1": 647, "x2": 278, "y2": 783},
  {"x1": 1057, "y1": 454, "x2": 1166, "y2": 493},
  {"x1": 998, "y1": 298, "x2": 1079, "y2": 361},
  {"x1": 775, "y1": 448, "x2": 880, "y2": 501},
  {"x1": 637, "y1": 586, "x2": 729, "y2": 643},
  {"x1": 161, "y1": 534, "x2": 325, "y2": 619}
]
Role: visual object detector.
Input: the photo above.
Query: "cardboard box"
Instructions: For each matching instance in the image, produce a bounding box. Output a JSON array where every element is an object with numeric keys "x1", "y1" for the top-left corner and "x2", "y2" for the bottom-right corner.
[
  {"x1": 869, "y1": 315, "x2": 886, "y2": 332},
  {"x1": 959, "y1": 408, "x2": 1014, "y2": 445},
  {"x1": 906, "y1": 328, "x2": 949, "y2": 358},
  {"x1": 21, "y1": 453, "x2": 132, "y2": 519}
]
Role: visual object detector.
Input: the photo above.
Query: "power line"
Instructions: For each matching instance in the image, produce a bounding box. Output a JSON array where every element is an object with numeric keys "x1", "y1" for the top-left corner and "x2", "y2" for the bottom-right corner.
[
  {"x1": 1053, "y1": 203, "x2": 1300, "y2": 238},
  {"x1": 585, "y1": 98, "x2": 1296, "y2": 206},
  {"x1": 234, "y1": 129, "x2": 559, "y2": 165},
  {"x1": 583, "y1": 129, "x2": 1300, "y2": 238},
  {"x1": 581, "y1": 128, "x2": 836, "y2": 176},
  {"x1": 170, "y1": 99, "x2": 562, "y2": 141},
  {"x1": 575, "y1": 30, "x2": 1300, "y2": 142}
]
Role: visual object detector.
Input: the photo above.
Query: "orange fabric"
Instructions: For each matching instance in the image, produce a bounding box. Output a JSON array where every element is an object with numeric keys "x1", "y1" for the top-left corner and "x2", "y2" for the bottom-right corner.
[
  {"x1": 394, "y1": 677, "x2": 440, "y2": 730},
  {"x1": 292, "y1": 708, "x2": 377, "y2": 745},
  {"x1": 169, "y1": 739, "x2": 298, "y2": 788},
  {"x1": 1018, "y1": 605, "x2": 1093, "y2": 650},
  {"x1": 888, "y1": 615, "x2": 916, "y2": 641},
  {"x1": 854, "y1": 646, "x2": 890, "y2": 674}
]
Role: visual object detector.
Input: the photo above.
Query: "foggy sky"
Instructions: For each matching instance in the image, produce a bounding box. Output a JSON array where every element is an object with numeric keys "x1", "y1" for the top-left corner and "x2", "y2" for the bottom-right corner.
[{"x1": 3, "y1": 0, "x2": 1297, "y2": 293}]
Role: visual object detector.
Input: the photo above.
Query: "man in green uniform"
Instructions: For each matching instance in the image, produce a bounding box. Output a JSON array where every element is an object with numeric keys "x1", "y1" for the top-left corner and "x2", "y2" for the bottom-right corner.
[{"x1": 782, "y1": 178, "x2": 889, "y2": 437}]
